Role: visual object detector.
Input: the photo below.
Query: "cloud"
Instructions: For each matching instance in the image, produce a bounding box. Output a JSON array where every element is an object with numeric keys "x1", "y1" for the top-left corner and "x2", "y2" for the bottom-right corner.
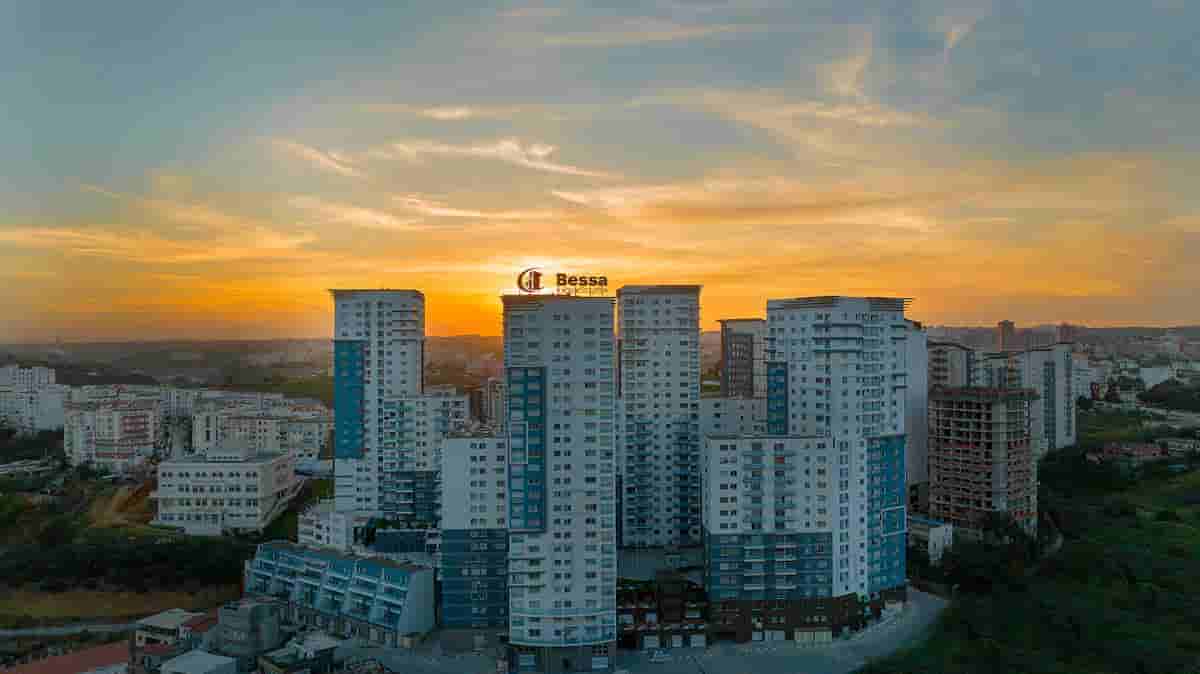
[
  {"x1": 81, "y1": 182, "x2": 289, "y2": 234},
  {"x1": 0, "y1": 226, "x2": 315, "y2": 265},
  {"x1": 271, "y1": 139, "x2": 364, "y2": 178},
  {"x1": 288, "y1": 196, "x2": 425, "y2": 231},
  {"x1": 369, "y1": 138, "x2": 618, "y2": 178},
  {"x1": 544, "y1": 19, "x2": 758, "y2": 47},
  {"x1": 499, "y1": 5, "x2": 565, "y2": 20},
  {"x1": 393, "y1": 195, "x2": 557, "y2": 220},
  {"x1": 360, "y1": 103, "x2": 529, "y2": 121},
  {"x1": 824, "y1": 28, "x2": 873, "y2": 100}
]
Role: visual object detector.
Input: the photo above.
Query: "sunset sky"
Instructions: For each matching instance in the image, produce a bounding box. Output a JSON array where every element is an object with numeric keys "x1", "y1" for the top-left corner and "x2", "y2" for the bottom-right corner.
[{"x1": 4, "y1": 1, "x2": 1199, "y2": 342}]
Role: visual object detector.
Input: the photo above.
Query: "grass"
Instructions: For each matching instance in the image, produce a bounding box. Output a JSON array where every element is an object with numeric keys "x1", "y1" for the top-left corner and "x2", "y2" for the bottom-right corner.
[{"x1": 0, "y1": 586, "x2": 240, "y2": 626}]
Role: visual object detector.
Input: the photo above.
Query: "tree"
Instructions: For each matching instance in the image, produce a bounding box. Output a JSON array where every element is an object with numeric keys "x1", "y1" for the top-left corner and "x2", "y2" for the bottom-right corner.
[{"x1": 1076, "y1": 396, "x2": 1094, "y2": 413}]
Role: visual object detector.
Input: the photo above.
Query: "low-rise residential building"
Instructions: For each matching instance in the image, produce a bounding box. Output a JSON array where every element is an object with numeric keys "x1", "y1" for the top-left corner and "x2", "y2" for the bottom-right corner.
[
  {"x1": 297, "y1": 499, "x2": 373, "y2": 552},
  {"x1": 243, "y1": 542, "x2": 436, "y2": 647},
  {"x1": 1095, "y1": 442, "x2": 1167, "y2": 466},
  {"x1": 0, "y1": 364, "x2": 56, "y2": 389},
  {"x1": 0, "y1": 384, "x2": 67, "y2": 435},
  {"x1": 616, "y1": 572, "x2": 709, "y2": 651},
  {"x1": 928, "y1": 387, "x2": 1038, "y2": 538},
  {"x1": 206, "y1": 599, "x2": 287, "y2": 672},
  {"x1": 907, "y1": 515, "x2": 954, "y2": 565},
  {"x1": 130, "y1": 609, "x2": 209, "y2": 673},
  {"x1": 1161, "y1": 437, "x2": 1200, "y2": 457},
  {"x1": 0, "y1": 458, "x2": 57, "y2": 479},
  {"x1": 257, "y1": 632, "x2": 340, "y2": 674},
  {"x1": 153, "y1": 447, "x2": 298, "y2": 536},
  {"x1": 192, "y1": 400, "x2": 332, "y2": 460},
  {"x1": 160, "y1": 650, "x2": 236, "y2": 674},
  {"x1": 439, "y1": 433, "x2": 508, "y2": 629},
  {"x1": 6, "y1": 640, "x2": 129, "y2": 674}
]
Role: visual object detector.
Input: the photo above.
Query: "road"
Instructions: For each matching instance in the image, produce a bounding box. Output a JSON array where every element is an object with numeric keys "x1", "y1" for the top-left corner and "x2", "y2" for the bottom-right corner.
[
  {"x1": 0, "y1": 623, "x2": 136, "y2": 638},
  {"x1": 339, "y1": 589, "x2": 948, "y2": 674}
]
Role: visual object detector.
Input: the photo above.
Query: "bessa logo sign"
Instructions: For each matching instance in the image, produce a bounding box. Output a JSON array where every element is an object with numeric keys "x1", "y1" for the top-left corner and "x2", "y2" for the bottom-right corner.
[
  {"x1": 517, "y1": 268, "x2": 543, "y2": 293},
  {"x1": 555, "y1": 273, "x2": 608, "y2": 287}
]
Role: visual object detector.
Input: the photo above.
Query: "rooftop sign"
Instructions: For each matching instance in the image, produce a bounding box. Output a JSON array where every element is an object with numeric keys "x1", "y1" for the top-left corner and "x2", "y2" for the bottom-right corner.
[{"x1": 516, "y1": 268, "x2": 609, "y2": 296}]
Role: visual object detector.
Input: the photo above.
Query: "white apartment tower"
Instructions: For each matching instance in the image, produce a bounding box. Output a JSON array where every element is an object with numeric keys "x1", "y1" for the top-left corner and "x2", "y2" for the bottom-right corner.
[
  {"x1": 331, "y1": 289, "x2": 425, "y2": 515},
  {"x1": 764, "y1": 297, "x2": 908, "y2": 604},
  {"x1": 503, "y1": 294, "x2": 617, "y2": 674},
  {"x1": 616, "y1": 285, "x2": 701, "y2": 548}
]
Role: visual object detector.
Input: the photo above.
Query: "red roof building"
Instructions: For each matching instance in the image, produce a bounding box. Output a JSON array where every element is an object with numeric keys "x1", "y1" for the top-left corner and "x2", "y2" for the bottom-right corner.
[{"x1": 6, "y1": 640, "x2": 128, "y2": 674}]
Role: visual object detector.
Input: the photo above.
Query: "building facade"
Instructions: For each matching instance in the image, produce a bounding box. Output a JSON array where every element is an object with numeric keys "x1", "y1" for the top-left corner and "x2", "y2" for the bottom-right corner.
[
  {"x1": 153, "y1": 448, "x2": 298, "y2": 535},
  {"x1": 699, "y1": 396, "x2": 767, "y2": 437},
  {"x1": 997, "y1": 320, "x2": 1016, "y2": 352},
  {"x1": 440, "y1": 434, "x2": 509, "y2": 628},
  {"x1": 928, "y1": 387, "x2": 1038, "y2": 537},
  {"x1": 0, "y1": 384, "x2": 67, "y2": 435},
  {"x1": 244, "y1": 542, "x2": 436, "y2": 646},
  {"x1": 65, "y1": 398, "x2": 161, "y2": 473},
  {"x1": 928, "y1": 341, "x2": 975, "y2": 389},
  {"x1": 702, "y1": 434, "x2": 848, "y2": 642},
  {"x1": 331, "y1": 289, "x2": 425, "y2": 515},
  {"x1": 0, "y1": 364, "x2": 56, "y2": 390},
  {"x1": 503, "y1": 294, "x2": 618, "y2": 673},
  {"x1": 482, "y1": 377, "x2": 505, "y2": 429},
  {"x1": 764, "y1": 296, "x2": 908, "y2": 605},
  {"x1": 718, "y1": 319, "x2": 766, "y2": 398},
  {"x1": 617, "y1": 285, "x2": 701, "y2": 548},
  {"x1": 904, "y1": 322, "x2": 929, "y2": 489},
  {"x1": 906, "y1": 515, "x2": 953, "y2": 565}
]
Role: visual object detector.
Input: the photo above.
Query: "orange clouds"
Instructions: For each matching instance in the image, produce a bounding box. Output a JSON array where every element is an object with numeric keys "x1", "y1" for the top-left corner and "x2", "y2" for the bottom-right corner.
[{"x1": 4, "y1": 125, "x2": 1198, "y2": 342}]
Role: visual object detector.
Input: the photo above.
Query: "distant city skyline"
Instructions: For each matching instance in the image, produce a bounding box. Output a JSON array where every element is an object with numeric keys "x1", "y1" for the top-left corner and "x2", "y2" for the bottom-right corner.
[{"x1": 4, "y1": 1, "x2": 1199, "y2": 341}]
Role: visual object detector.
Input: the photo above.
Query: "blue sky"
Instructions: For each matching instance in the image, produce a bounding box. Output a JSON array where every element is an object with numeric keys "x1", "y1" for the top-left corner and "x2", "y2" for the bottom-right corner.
[{"x1": 3, "y1": 0, "x2": 1198, "y2": 340}]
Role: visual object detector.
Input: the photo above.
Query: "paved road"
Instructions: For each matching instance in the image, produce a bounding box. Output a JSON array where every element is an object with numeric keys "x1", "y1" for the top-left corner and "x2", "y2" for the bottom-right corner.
[
  {"x1": 0, "y1": 623, "x2": 136, "y2": 638},
  {"x1": 340, "y1": 589, "x2": 948, "y2": 674}
]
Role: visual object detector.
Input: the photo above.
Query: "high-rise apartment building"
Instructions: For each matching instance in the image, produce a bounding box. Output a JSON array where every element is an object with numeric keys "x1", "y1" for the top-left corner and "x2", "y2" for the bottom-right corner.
[
  {"x1": 502, "y1": 294, "x2": 617, "y2": 674},
  {"x1": 379, "y1": 393, "x2": 469, "y2": 529},
  {"x1": 928, "y1": 387, "x2": 1037, "y2": 537},
  {"x1": 484, "y1": 377, "x2": 506, "y2": 429},
  {"x1": 904, "y1": 321, "x2": 929, "y2": 489},
  {"x1": 440, "y1": 433, "x2": 509, "y2": 629},
  {"x1": 764, "y1": 297, "x2": 908, "y2": 605},
  {"x1": 702, "y1": 434, "x2": 848, "y2": 642},
  {"x1": 1010, "y1": 344, "x2": 1076, "y2": 456},
  {"x1": 997, "y1": 320, "x2": 1016, "y2": 352},
  {"x1": 1055, "y1": 323, "x2": 1077, "y2": 344},
  {"x1": 927, "y1": 341, "x2": 975, "y2": 388},
  {"x1": 718, "y1": 319, "x2": 766, "y2": 398},
  {"x1": 617, "y1": 285, "x2": 701, "y2": 548},
  {"x1": 330, "y1": 289, "x2": 425, "y2": 515},
  {"x1": 699, "y1": 396, "x2": 767, "y2": 437}
]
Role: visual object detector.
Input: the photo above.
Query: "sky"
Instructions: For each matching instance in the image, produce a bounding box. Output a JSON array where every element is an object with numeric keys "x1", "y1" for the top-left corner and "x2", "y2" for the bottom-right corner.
[{"x1": 3, "y1": 0, "x2": 1199, "y2": 342}]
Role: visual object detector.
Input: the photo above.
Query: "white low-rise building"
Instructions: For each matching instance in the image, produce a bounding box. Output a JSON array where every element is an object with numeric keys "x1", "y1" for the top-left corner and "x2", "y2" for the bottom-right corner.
[
  {"x1": 0, "y1": 364, "x2": 56, "y2": 390},
  {"x1": 297, "y1": 498, "x2": 372, "y2": 551},
  {"x1": 907, "y1": 515, "x2": 954, "y2": 565},
  {"x1": 192, "y1": 399, "x2": 332, "y2": 460},
  {"x1": 0, "y1": 384, "x2": 67, "y2": 435},
  {"x1": 154, "y1": 446, "x2": 299, "y2": 536}
]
